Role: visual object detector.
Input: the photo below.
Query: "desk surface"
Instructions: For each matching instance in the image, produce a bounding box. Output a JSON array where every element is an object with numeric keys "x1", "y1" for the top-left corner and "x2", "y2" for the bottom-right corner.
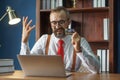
[{"x1": 0, "y1": 70, "x2": 120, "y2": 80}]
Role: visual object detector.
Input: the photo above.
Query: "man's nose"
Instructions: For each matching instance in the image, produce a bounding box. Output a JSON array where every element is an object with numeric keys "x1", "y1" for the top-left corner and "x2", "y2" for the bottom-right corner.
[{"x1": 55, "y1": 23, "x2": 62, "y2": 28}]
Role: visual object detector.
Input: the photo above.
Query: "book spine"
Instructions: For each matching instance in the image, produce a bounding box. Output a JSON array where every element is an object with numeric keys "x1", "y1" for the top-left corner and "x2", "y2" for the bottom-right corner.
[
  {"x1": 107, "y1": 49, "x2": 109, "y2": 72},
  {"x1": 0, "y1": 59, "x2": 14, "y2": 67},
  {"x1": 46, "y1": 0, "x2": 51, "y2": 9},
  {"x1": 0, "y1": 66, "x2": 14, "y2": 73},
  {"x1": 93, "y1": 0, "x2": 98, "y2": 8},
  {"x1": 97, "y1": 0, "x2": 101, "y2": 7},
  {"x1": 101, "y1": 49, "x2": 106, "y2": 72},
  {"x1": 97, "y1": 49, "x2": 102, "y2": 73},
  {"x1": 42, "y1": 0, "x2": 46, "y2": 9},
  {"x1": 103, "y1": 18, "x2": 109, "y2": 40},
  {"x1": 51, "y1": 0, "x2": 55, "y2": 9},
  {"x1": 101, "y1": 0, "x2": 106, "y2": 7},
  {"x1": 58, "y1": 0, "x2": 63, "y2": 6}
]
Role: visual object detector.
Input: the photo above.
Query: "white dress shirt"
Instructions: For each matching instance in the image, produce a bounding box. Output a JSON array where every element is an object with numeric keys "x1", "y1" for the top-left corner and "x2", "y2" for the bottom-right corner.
[{"x1": 20, "y1": 33, "x2": 100, "y2": 73}]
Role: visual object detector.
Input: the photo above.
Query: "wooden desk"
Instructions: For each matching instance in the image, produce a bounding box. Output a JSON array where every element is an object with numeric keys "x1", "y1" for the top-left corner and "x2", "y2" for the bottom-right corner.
[{"x1": 0, "y1": 70, "x2": 120, "y2": 80}]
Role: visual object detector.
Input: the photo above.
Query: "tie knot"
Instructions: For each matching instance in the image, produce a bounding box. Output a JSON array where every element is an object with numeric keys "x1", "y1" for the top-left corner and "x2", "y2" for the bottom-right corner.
[{"x1": 58, "y1": 39, "x2": 64, "y2": 46}]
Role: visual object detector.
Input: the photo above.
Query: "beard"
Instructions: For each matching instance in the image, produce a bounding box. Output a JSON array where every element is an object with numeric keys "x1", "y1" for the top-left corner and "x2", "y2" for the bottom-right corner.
[{"x1": 53, "y1": 27, "x2": 66, "y2": 38}]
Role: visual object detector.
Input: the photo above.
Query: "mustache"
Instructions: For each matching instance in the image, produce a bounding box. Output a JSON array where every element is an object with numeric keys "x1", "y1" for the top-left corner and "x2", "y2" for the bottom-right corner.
[{"x1": 54, "y1": 27, "x2": 65, "y2": 32}]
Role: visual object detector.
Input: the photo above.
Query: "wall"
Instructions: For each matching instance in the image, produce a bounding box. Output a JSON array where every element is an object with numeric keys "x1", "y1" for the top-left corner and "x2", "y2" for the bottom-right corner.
[{"x1": 0, "y1": 0, "x2": 36, "y2": 70}]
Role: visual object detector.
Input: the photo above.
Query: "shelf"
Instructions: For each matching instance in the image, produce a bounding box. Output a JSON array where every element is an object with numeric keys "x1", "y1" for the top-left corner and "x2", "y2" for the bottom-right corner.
[
  {"x1": 40, "y1": 7, "x2": 109, "y2": 13},
  {"x1": 88, "y1": 40, "x2": 109, "y2": 43},
  {"x1": 37, "y1": 0, "x2": 114, "y2": 73}
]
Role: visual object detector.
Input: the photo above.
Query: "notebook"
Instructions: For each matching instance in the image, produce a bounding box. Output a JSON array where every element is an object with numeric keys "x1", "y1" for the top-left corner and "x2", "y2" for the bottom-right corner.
[{"x1": 17, "y1": 55, "x2": 72, "y2": 77}]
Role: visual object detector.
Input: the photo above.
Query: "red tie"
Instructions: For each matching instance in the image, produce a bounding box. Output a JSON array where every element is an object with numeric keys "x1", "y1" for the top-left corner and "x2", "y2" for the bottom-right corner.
[{"x1": 57, "y1": 39, "x2": 64, "y2": 61}]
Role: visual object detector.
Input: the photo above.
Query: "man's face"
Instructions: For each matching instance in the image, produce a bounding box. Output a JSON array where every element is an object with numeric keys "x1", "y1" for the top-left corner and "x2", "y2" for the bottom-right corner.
[{"x1": 50, "y1": 11, "x2": 70, "y2": 38}]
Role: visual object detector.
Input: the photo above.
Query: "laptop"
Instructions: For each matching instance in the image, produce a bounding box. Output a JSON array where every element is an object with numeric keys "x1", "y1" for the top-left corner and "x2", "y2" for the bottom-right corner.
[{"x1": 17, "y1": 55, "x2": 72, "y2": 77}]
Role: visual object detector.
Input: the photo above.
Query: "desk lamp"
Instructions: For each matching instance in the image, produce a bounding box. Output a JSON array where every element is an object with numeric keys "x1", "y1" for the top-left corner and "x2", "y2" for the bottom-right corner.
[{"x1": 0, "y1": 6, "x2": 21, "y2": 25}]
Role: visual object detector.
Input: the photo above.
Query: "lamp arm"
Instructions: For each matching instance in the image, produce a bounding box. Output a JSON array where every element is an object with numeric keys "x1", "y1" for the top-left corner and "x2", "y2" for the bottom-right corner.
[{"x1": 0, "y1": 12, "x2": 7, "y2": 21}]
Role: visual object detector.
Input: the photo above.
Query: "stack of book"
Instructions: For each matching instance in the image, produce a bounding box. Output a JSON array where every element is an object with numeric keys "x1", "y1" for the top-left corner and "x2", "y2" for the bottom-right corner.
[
  {"x1": 97, "y1": 49, "x2": 109, "y2": 73},
  {"x1": 0, "y1": 59, "x2": 14, "y2": 73},
  {"x1": 40, "y1": 0, "x2": 63, "y2": 9},
  {"x1": 93, "y1": 0, "x2": 108, "y2": 7}
]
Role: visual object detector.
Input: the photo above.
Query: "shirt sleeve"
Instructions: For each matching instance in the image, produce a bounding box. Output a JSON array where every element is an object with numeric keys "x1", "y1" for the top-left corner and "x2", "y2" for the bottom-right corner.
[
  {"x1": 19, "y1": 42, "x2": 30, "y2": 55},
  {"x1": 19, "y1": 34, "x2": 48, "y2": 55},
  {"x1": 77, "y1": 37, "x2": 100, "y2": 73}
]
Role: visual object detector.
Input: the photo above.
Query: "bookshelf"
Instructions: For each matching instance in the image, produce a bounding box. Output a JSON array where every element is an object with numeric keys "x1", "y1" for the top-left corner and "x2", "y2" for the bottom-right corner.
[{"x1": 36, "y1": 0, "x2": 115, "y2": 73}]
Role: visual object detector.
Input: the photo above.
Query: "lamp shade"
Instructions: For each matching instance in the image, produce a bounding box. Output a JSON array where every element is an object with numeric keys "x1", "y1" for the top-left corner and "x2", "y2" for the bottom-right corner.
[{"x1": 7, "y1": 6, "x2": 21, "y2": 25}]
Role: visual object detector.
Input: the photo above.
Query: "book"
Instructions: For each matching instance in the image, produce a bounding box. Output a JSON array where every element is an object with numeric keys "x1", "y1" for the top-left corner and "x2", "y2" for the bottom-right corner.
[
  {"x1": 97, "y1": 49, "x2": 109, "y2": 73},
  {"x1": 103, "y1": 18, "x2": 109, "y2": 40},
  {"x1": 51, "y1": 0, "x2": 55, "y2": 9},
  {"x1": 93, "y1": 0, "x2": 98, "y2": 7},
  {"x1": 97, "y1": 0, "x2": 101, "y2": 7},
  {"x1": 101, "y1": 49, "x2": 106, "y2": 72},
  {"x1": 0, "y1": 66, "x2": 14, "y2": 73},
  {"x1": 97, "y1": 49, "x2": 102, "y2": 73},
  {"x1": 107, "y1": 49, "x2": 109, "y2": 72},
  {"x1": 0, "y1": 59, "x2": 14, "y2": 66},
  {"x1": 101, "y1": 0, "x2": 106, "y2": 7},
  {"x1": 46, "y1": 0, "x2": 51, "y2": 9},
  {"x1": 42, "y1": 0, "x2": 46, "y2": 9},
  {"x1": 58, "y1": 0, "x2": 63, "y2": 6}
]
